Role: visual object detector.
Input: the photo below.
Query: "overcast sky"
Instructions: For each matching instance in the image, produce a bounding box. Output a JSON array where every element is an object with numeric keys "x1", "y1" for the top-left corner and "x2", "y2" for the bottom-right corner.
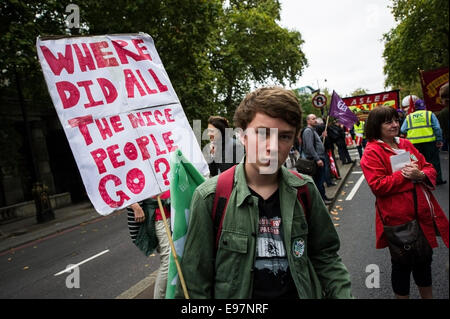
[{"x1": 279, "y1": 0, "x2": 398, "y2": 97}]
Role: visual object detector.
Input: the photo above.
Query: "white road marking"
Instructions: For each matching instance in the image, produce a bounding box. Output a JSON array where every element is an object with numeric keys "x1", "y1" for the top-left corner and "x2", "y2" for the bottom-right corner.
[
  {"x1": 352, "y1": 171, "x2": 363, "y2": 174},
  {"x1": 345, "y1": 175, "x2": 365, "y2": 201},
  {"x1": 54, "y1": 249, "x2": 110, "y2": 276}
]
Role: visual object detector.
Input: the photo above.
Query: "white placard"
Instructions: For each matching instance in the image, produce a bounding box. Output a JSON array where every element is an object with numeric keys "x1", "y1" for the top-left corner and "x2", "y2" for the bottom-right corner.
[
  {"x1": 390, "y1": 151, "x2": 411, "y2": 172},
  {"x1": 37, "y1": 33, "x2": 209, "y2": 215}
]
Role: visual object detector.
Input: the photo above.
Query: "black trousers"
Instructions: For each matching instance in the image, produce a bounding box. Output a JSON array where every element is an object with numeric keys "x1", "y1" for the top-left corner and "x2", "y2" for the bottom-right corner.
[{"x1": 391, "y1": 254, "x2": 433, "y2": 296}]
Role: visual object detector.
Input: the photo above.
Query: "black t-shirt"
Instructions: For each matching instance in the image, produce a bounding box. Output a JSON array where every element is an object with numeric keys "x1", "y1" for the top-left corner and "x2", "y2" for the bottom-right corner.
[{"x1": 249, "y1": 188, "x2": 298, "y2": 299}]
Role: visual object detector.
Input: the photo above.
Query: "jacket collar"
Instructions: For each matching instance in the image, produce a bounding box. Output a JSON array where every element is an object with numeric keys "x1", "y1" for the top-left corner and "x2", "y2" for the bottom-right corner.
[
  {"x1": 374, "y1": 136, "x2": 401, "y2": 154},
  {"x1": 234, "y1": 161, "x2": 252, "y2": 207},
  {"x1": 234, "y1": 159, "x2": 308, "y2": 207}
]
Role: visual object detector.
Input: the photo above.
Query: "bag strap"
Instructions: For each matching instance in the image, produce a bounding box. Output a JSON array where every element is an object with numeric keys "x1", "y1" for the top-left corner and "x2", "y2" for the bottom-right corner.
[
  {"x1": 212, "y1": 165, "x2": 236, "y2": 250},
  {"x1": 289, "y1": 170, "x2": 311, "y2": 222},
  {"x1": 212, "y1": 166, "x2": 311, "y2": 251}
]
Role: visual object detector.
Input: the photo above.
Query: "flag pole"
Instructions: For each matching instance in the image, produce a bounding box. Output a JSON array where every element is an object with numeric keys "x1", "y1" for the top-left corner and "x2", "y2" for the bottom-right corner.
[
  {"x1": 157, "y1": 195, "x2": 190, "y2": 299},
  {"x1": 322, "y1": 114, "x2": 330, "y2": 144}
]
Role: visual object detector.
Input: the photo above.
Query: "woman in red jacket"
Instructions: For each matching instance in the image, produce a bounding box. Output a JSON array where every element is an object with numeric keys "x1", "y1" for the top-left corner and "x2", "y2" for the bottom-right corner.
[{"x1": 360, "y1": 106, "x2": 449, "y2": 299}]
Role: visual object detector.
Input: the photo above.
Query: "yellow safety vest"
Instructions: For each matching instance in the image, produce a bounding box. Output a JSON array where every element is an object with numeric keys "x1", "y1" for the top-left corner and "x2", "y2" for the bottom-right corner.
[
  {"x1": 353, "y1": 121, "x2": 365, "y2": 137},
  {"x1": 406, "y1": 110, "x2": 436, "y2": 144}
]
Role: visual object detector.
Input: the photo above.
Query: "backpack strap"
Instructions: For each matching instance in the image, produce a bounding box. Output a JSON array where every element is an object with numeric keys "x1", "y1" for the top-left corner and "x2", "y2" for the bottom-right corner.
[
  {"x1": 289, "y1": 170, "x2": 311, "y2": 222},
  {"x1": 212, "y1": 165, "x2": 236, "y2": 250}
]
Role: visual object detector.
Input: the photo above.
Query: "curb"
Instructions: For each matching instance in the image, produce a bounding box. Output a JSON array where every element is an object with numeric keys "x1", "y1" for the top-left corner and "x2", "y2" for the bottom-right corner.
[
  {"x1": 116, "y1": 269, "x2": 158, "y2": 299},
  {"x1": 326, "y1": 161, "x2": 356, "y2": 210}
]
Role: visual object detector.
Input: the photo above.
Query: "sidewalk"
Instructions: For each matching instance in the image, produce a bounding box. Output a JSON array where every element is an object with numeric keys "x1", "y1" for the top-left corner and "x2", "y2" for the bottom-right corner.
[
  {"x1": 0, "y1": 153, "x2": 356, "y2": 298},
  {"x1": 0, "y1": 201, "x2": 101, "y2": 253}
]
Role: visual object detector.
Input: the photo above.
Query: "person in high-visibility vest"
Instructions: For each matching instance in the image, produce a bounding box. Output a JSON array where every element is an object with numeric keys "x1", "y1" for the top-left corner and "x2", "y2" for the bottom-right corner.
[
  {"x1": 353, "y1": 120, "x2": 366, "y2": 159},
  {"x1": 401, "y1": 99, "x2": 446, "y2": 185}
]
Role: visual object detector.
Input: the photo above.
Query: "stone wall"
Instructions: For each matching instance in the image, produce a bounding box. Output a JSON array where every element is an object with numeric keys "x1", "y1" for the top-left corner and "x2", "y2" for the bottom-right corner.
[{"x1": 0, "y1": 192, "x2": 71, "y2": 223}]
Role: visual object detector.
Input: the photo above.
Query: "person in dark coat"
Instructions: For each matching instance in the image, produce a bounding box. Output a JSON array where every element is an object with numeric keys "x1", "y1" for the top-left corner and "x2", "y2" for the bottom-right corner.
[
  {"x1": 206, "y1": 116, "x2": 245, "y2": 176},
  {"x1": 329, "y1": 121, "x2": 353, "y2": 164},
  {"x1": 315, "y1": 118, "x2": 337, "y2": 186}
]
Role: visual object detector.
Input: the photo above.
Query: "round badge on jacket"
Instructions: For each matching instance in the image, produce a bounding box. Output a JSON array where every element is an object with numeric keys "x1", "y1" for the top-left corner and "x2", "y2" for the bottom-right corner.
[{"x1": 293, "y1": 238, "x2": 305, "y2": 258}]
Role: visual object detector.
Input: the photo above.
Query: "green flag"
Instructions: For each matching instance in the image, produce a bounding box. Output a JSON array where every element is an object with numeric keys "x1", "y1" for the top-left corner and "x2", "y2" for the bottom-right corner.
[{"x1": 165, "y1": 149, "x2": 206, "y2": 298}]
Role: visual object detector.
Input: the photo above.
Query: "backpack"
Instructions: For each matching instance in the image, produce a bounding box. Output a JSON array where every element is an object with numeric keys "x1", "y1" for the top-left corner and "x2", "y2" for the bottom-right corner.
[{"x1": 211, "y1": 165, "x2": 312, "y2": 250}]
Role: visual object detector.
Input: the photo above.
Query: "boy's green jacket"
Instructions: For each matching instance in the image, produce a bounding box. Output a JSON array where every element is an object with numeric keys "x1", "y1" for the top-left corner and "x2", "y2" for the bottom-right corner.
[{"x1": 175, "y1": 162, "x2": 352, "y2": 299}]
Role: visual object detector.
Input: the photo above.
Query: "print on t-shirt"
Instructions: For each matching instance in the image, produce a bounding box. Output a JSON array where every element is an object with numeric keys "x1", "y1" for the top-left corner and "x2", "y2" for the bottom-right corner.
[
  {"x1": 255, "y1": 216, "x2": 288, "y2": 276},
  {"x1": 250, "y1": 188, "x2": 298, "y2": 298}
]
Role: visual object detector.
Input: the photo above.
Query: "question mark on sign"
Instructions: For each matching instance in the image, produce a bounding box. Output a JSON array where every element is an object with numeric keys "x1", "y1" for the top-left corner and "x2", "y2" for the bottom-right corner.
[{"x1": 154, "y1": 158, "x2": 170, "y2": 186}]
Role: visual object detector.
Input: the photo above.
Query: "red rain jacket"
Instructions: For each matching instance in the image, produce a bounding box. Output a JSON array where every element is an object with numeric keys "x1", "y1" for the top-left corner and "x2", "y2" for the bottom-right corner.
[{"x1": 360, "y1": 138, "x2": 449, "y2": 249}]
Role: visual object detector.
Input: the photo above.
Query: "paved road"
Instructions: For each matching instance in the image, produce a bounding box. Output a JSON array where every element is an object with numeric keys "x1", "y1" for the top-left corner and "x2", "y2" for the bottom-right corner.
[
  {"x1": 0, "y1": 210, "x2": 159, "y2": 298},
  {"x1": 334, "y1": 150, "x2": 449, "y2": 299},
  {"x1": 0, "y1": 148, "x2": 447, "y2": 299}
]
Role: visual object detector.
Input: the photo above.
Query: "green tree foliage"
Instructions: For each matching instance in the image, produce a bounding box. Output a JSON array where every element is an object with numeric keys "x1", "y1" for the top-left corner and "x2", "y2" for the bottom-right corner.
[
  {"x1": 383, "y1": 0, "x2": 449, "y2": 90},
  {"x1": 213, "y1": 0, "x2": 308, "y2": 119},
  {"x1": 0, "y1": 1, "x2": 68, "y2": 173},
  {"x1": 1, "y1": 0, "x2": 307, "y2": 127},
  {"x1": 0, "y1": 0, "x2": 67, "y2": 100},
  {"x1": 350, "y1": 88, "x2": 369, "y2": 96}
]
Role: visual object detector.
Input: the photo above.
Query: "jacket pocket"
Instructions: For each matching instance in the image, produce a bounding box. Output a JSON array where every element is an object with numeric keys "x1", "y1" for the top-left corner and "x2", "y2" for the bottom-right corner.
[
  {"x1": 215, "y1": 230, "x2": 249, "y2": 297},
  {"x1": 219, "y1": 230, "x2": 248, "y2": 253}
]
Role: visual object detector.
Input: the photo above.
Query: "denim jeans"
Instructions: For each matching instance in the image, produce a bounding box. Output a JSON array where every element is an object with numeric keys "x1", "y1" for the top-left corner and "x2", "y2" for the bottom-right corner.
[{"x1": 313, "y1": 162, "x2": 326, "y2": 199}]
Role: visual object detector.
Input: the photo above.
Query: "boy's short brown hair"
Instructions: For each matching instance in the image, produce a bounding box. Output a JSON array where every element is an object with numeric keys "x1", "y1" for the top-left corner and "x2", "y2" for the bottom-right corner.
[{"x1": 233, "y1": 87, "x2": 303, "y2": 135}]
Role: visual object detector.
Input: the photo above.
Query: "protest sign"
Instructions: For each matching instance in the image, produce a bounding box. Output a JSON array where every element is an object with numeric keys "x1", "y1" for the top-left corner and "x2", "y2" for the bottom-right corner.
[
  {"x1": 37, "y1": 33, "x2": 209, "y2": 214},
  {"x1": 419, "y1": 67, "x2": 449, "y2": 113},
  {"x1": 341, "y1": 90, "x2": 400, "y2": 121}
]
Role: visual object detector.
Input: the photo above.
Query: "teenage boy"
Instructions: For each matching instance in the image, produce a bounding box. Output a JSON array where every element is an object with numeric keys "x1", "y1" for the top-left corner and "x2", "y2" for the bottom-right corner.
[{"x1": 175, "y1": 87, "x2": 352, "y2": 299}]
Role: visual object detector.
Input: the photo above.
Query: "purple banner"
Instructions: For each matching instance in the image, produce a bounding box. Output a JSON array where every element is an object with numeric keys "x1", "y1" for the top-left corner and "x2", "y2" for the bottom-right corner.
[{"x1": 329, "y1": 90, "x2": 358, "y2": 129}]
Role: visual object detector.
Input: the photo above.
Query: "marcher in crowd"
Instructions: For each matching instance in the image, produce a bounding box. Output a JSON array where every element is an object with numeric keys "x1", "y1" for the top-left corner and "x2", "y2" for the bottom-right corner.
[
  {"x1": 360, "y1": 106, "x2": 449, "y2": 299},
  {"x1": 400, "y1": 99, "x2": 446, "y2": 185},
  {"x1": 302, "y1": 114, "x2": 334, "y2": 204},
  {"x1": 437, "y1": 82, "x2": 449, "y2": 150},
  {"x1": 399, "y1": 95, "x2": 419, "y2": 138},
  {"x1": 176, "y1": 87, "x2": 352, "y2": 299},
  {"x1": 127, "y1": 190, "x2": 171, "y2": 299},
  {"x1": 330, "y1": 121, "x2": 354, "y2": 165},
  {"x1": 325, "y1": 121, "x2": 342, "y2": 178},
  {"x1": 353, "y1": 120, "x2": 366, "y2": 159},
  {"x1": 315, "y1": 117, "x2": 337, "y2": 186},
  {"x1": 206, "y1": 115, "x2": 245, "y2": 177},
  {"x1": 397, "y1": 109, "x2": 406, "y2": 128}
]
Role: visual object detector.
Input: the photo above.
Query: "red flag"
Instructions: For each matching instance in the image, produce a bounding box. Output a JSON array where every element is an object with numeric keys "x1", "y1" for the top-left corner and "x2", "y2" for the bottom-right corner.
[
  {"x1": 419, "y1": 67, "x2": 449, "y2": 112},
  {"x1": 345, "y1": 128, "x2": 353, "y2": 146},
  {"x1": 408, "y1": 95, "x2": 415, "y2": 115},
  {"x1": 328, "y1": 149, "x2": 340, "y2": 179}
]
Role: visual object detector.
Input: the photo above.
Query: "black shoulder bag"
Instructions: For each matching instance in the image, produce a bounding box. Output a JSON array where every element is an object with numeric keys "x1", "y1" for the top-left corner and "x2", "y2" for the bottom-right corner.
[{"x1": 377, "y1": 187, "x2": 432, "y2": 265}]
